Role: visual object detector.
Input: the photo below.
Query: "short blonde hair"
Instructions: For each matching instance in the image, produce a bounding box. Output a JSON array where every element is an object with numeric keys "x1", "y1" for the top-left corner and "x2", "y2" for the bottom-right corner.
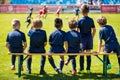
[
  {"x1": 12, "y1": 19, "x2": 20, "y2": 28},
  {"x1": 97, "y1": 16, "x2": 107, "y2": 25},
  {"x1": 32, "y1": 19, "x2": 42, "y2": 28},
  {"x1": 81, "y1": 4, "x2": 89, "y2": 14},
  {"x1": 68, "y1": 19, "x2": 77, "y2": 29}
]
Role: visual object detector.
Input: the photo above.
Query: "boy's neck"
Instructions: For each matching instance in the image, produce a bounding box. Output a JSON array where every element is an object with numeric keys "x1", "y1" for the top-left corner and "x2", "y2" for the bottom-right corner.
[{"x1": 83, "y1": 13, "x2": 88, "y2": 16}]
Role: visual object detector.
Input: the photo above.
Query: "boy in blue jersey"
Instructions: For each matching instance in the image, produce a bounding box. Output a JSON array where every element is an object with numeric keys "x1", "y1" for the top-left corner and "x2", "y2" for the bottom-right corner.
[
  {"x1": 97, "y1": 16, "x2": 120, "y2": 75},
  {"x1": 74, "y1": 6, "x2": 80, "y2": 20},
  {"x1": 48, "y1": 18, "x2": 66, "y2": 73},
  {"x1": 25, "y1": 8, "x2": 33, "y2": 28},
  {"x1": 26, "y1": 19, "x2": 47, "y2": 74},
  {"x1": 77, "y1": 4, "x2": 96, "y2": 73},
  {"x1": 64, "y1": 19, "x2": 82, "y2": 75},
  {"x1": 6, "y1": 19, "x2": 27, "y2": 70}
]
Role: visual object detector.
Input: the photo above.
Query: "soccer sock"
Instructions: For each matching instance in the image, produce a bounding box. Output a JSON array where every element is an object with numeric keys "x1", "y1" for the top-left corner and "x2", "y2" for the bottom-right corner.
[
  {"x1": 48, "y1": 57, "x2": 56, "y2": 69},
  {"x1": 59, "y1": 60, "x2": 64, "y2": 71},
  {"x1": 26, "y1": 57, "x2": 32, "y2": 71},
  {"x1": 71, "y1": 57, "x2": 76, "y2": 70},
  {"x1": 40, "y1": 56, "x2": 46, "y2": 72},
  {"x1": 107, "y1": 56, "x2": 110, "y2": 65},
  {"x1": 11, "y1": 55, "x2": 16, "y2": 66},
  {"x1": 117, "y1": 57, "x2": 120, "y2": 71},
  {"x1": 80, "y1": 56, "x2": 84, "y2": 70},
  {"x1": 86, "y1": 56, "x2": 91, "y2": 70}
]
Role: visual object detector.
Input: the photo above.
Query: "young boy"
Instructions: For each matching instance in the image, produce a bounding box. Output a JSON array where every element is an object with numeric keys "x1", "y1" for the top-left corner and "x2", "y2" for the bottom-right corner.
[
  {"x1": 6, "y1": 19, "x2": 27, "y2": 70},
  {"x1": 97, "y1": 16, "x2": 120, "y2": 75},
  {"x1": 26, "y1": 19, "x2": 47, "y2": 74},
  {"x1": 64, "y1": 19, "x2": 81, "y2": 75},
  {"x1": 77, "y1": 4, "x2": 96, "y2": 73},
  {"x1": 25, "y1": 7, "x2": 33, "y2": 28},
  {"x1": 48, "y1": 18, "x2": 66, "y2": 73},
  {"x1": 74, "y1": 6, "x2": 80, "y2": 20}
]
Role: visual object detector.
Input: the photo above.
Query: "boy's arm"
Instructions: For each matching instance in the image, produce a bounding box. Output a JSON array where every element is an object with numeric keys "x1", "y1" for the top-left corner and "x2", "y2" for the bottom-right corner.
[
  {"x1": 64, "y1": 41, "x2": 68, "y2": 53},
  {"x1": 44, "y1": 42, "x2": 47, "y2": 46},
  {"x1": 98, "y1": 40, "x2": 102, "y2": 53},
  {"x1": 23, "y1": 42, "x2": 27, "y2": 51},
  {"x1": 6, "y1": 42, "x2": 11, "y2": 52},
  {"x1": 92, "y1": 28, "x2": 96, "y2": 39}
]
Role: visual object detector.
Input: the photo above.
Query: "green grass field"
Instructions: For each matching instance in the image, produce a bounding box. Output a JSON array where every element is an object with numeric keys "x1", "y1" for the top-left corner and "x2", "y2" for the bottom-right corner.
[{"x1": 0, "y1": 13, "x2": 120, "y2": 80}]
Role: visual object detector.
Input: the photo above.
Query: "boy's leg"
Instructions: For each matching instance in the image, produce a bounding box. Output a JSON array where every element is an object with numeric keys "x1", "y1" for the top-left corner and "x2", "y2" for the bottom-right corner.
[
  {"x1": 26, "y1": 55, "x2": 32, "y2": 74},
  {"x1": 65, "y1": 56, "x2": 71, "y2": 65},
  {"x1": 86, "y1": 55, "x2": 91, "y2": 70},
  {"x1": 71, "y1": 56, "x2": 77, "y2": 75},
  {"x1": 20, "y1": 55, "x2": 24, "y2": 71},
  {"x1": 40, "y1": 56, "x2": 46, "y2": 74},
  {"x1": 11, "y1": 55, "x2": 16, "y2": 70},
  {"x1": 48, "y1": 56, "x2": 57, "y2": 69},
  {"x1": 59, "y1": 55, "x2": 64, "y2": 71},
  {"x1": 80, "y1": 56, "x2": 84, "y2": 71}
]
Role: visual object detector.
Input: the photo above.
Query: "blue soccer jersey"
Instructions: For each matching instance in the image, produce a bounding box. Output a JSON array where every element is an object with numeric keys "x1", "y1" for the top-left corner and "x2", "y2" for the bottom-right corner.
[
  {"x1": 78, "y1": 16, "x2": 95, "y2": 38},
  {"x1": 6, "y1": 29, "x2": 26, "y2": 52},
  {"x1": 99, "y1": 25, "x2": 120, "y2": 54},
  {"x1": 28, "y1": 29, "x2": 47, "y2": 53},
  {"x1": 49, "y1": 29, "x2": 66, "y2": 53},
  {"x1": 65, "y1": 30, "x2": 81, "y2": 53}
]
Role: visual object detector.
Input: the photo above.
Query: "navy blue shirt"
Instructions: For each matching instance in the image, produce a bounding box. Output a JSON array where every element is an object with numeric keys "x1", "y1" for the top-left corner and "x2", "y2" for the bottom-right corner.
[
  {"x1": 28, "y1": 29, "x2": 47, "y2": 53},
  {"x1": 49, "y1": 29, "x2": 66, "y2": 53},
  {"x1": 78, "y1": 16, "x2": 95, "y2": 38},
  {"x1": 6, "y1": 29, "x2": 26, "y2": 52},
  {"x1": 99, "y1": 25, "x2": 118, "y2": 45},
  {"x1": 65, "y1": 30, "x2": 81, "y2": 53}
]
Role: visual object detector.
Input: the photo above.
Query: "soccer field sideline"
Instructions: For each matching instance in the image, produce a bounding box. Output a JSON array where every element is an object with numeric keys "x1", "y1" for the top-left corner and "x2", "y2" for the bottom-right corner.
[{"x1": 0, "y1": 13, "x2": 120, "y2": 79}]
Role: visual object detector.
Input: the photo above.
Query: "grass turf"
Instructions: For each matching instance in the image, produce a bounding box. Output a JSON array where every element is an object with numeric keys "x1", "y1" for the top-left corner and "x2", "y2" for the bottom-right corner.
[{"x1": 0, "y1": 13, "x2": 120, "y2": 80}]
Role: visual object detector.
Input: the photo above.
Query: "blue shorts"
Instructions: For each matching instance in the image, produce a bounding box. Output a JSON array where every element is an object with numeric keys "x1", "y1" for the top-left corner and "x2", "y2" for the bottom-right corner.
[
  {"x1": 49, "y1": 46, "x2": 65, "y2": 53},
  {"x1": 81, "y1": 36, "x2": 93, "y2": 50},
  {"x1": 104, "y1": 43, "x2": 120, "y2": 55}
]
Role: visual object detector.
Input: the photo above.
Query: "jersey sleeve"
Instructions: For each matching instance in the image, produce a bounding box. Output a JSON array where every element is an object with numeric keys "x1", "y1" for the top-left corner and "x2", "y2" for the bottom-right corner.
[
  {"x1": 91, "y1": 19, "x2": 95, "y2": 28},
  {"x1": 6, "y1": 33, "x2": 9, "y2": 42},
  {"x1": 22, "y1": 33, "x2": 26, "y2": 42},
  {"x1": 79, "y1": 33, "x2": 82, "y2": 43},
  {"x1": 44, "y1": 31, "x2": 47, "y2": 42},
  {"x1": 99, "y1": 29, "x2": 104, "y2": 40},
  {"x1": 28, "y1": 30, "x2": 33, "y2": 37}
]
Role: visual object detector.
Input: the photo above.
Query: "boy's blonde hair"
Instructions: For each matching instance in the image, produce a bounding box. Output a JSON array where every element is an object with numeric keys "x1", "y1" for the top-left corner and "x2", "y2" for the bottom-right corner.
[
  {"x1": 68, "y1": 19, "x2": 77, "y2": 29},
  {"x1": 32, "y1": 18, "x2": 42, "y2": 28},
  {"x1": 81, "y1": 4, "x2": 89, "y2": 14},
  {"x1": 12, "y1": 19, "x2": 20, "y2": 28},
  {"x1": 97, "y1": 16, "x2": 107, "y2": 25}
]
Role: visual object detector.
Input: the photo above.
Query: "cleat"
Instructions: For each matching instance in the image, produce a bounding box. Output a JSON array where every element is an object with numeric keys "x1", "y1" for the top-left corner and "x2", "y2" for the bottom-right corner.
[
  {"x1": 11, "y1": 65, "x2": 15, "y2": 70},
  {"x1": 107, "y1": 64, "x2": 112, "y2": 70},
  {"x1": 72, "y1": 70, "x2": 77, "y2": 75},
  {"x1": 65, "y1": 60, "x2": 70, "y2": 65},
  {"x1": 26, "y1": 70, "x2": 31, "y2": 74},
  {"x1": 55, "y1": 68, "x2": 61, "y2": 73},
  {"x1": 40, "y1": 70, "x2": 46, "y2": 75}
]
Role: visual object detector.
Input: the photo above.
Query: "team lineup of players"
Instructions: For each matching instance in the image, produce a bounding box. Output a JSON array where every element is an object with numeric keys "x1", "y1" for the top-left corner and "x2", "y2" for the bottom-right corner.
[{"x1": 6, "y1": 4, "x2": 120, "y2": 75}]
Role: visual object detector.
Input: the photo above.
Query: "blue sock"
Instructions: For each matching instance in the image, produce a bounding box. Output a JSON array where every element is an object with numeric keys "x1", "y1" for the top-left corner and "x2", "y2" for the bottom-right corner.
[
  {"x1": 40, "y1": 56, "x2": 46, "y2": 72},
  {"x1": 48, "y1": 57, "x2": 56, "y2": 69},
  {"x1": 26, "y1": 57, "x2": 32, "y2": 71},
  {"x1": 59, "y1": 60, "x2": 64, "y2": 71},
  {"x1": 72, "y1": 57, "x2": 76, "y2": 70}
]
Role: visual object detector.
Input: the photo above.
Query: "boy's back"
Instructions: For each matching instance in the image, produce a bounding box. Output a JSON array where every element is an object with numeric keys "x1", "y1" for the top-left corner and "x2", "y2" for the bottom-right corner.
[
  {"x1": 6, "y1": 29, "x2": 26, "y2": 52},
  {"x1": 78, "y1": 16, "x2": 95, "y2": 37},
  {"x1": 99, "y1": 25, "x2": 118, "y2": 44},
  {"x1": 66, "y1": 30, "x2": 81, "y2": 52},
  {"x1": 28, "y1": 29, "x2": 47, "y2": 53}
]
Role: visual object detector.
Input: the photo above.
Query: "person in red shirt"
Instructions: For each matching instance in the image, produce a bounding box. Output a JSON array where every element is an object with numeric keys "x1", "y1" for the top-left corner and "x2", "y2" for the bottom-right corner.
[
  {"x1": 39, "y1": 5, "x2": 48, "y2": 19},
  {"x1": 56, "y1": 6, "x2": 62, "y2": 18}
]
